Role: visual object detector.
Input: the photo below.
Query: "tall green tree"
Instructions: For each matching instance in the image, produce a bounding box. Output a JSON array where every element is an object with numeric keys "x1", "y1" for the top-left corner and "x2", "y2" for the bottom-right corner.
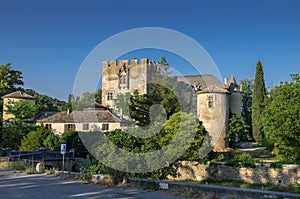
[
  {"x1": 240, "y1": 79, "x2": 254, "y2": 136},
  {"x1": 263, "y1": 74, "x2": 300, "y2": 163},
  {"x1": 0, "y1": 63, "x2": 24, "y2": 146},
  {"x1": 226, "y1": 114, "x2": 250, "y2": 146},
  {"x1": 128, "y1": 90, "x2": 152, "y2": 126},
  {"x1": 0, "y1": 63, "x2": 24, "y2": 96},
  {"x1": 240, "y1": 79, "x2": 254, "y2": 126},
  {"x1": 94, "y1": 89, "x2": 102, "y2": 104},
  {"x1": 252, "y1": 61, "x2": 267, "y2": 142},
  {"x1": 114, "y1": 92, "x2": 131, "y2": 116},
  {"x1": 149, "y1": 57, "x2": 181, "y2": 117},
  {"x1": 3, "y1": 100, "x2": 38, "y2": 149}
]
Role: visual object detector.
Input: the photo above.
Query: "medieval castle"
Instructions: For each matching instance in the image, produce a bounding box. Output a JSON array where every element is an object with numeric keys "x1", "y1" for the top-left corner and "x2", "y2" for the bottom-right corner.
[
  {"x1": 102, "y1": 58, "x2": 242, "y2": 152},
  {"x1": 2, "y1": 58, "x2": 242, "y2": 151}
]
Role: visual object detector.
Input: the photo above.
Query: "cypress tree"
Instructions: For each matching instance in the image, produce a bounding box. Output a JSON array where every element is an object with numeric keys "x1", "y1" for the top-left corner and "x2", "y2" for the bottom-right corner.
[{"x1": 252, "y1": 60, "x2": 266, "y2": 142}]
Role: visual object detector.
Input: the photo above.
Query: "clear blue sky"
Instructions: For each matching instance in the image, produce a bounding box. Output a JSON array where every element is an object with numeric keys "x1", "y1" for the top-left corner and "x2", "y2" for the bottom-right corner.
[{"x1": 0, "y1": 0, "x2": 299, "y2": 101}]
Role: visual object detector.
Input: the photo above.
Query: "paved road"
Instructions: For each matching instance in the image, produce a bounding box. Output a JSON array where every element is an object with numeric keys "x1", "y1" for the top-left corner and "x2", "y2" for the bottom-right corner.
[{"x1": 0, "y1": 170, "x2": 191, "y2": 199}]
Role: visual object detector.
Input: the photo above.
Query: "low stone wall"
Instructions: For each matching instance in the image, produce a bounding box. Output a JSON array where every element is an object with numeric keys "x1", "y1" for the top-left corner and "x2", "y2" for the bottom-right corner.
[
  {"x1": 54, "y1": 171, "x2": 81, "y2": 179},
  {"x1": 169, "y1": 161, "x2": 300, "y2": 187},
  {"x1": 90, "y1": 174, "x2": 112, "y2": 185},
  {"x1": 128, "y1": 178, "x2": 300, "y2": 199},
  {"x1": 51, "y1": 170, "x2": 300, "y2": 198}
]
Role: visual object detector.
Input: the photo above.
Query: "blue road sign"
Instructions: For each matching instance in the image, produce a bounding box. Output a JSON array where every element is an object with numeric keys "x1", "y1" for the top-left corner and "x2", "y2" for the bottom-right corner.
[{"x1": 61, "y1": 144, "x2": 66, "y2": 154}]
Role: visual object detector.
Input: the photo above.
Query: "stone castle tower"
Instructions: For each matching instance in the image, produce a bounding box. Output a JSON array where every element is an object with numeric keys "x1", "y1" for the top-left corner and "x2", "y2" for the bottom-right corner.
[
  {"x1": 102, "y1": 58, "x2": 156, "y2": 108},
  {"x1": 102, "y1": 58, "x2": 242, "y2": 152},
  {"x1": 195, "y1": 75, "x2": 242, "y2": 151}
]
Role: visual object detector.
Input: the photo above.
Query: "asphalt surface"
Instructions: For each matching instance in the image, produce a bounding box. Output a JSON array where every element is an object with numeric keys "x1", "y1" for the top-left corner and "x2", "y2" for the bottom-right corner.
[{"x1": 0, "y1": 170, "x2": 191, "y2": 199}]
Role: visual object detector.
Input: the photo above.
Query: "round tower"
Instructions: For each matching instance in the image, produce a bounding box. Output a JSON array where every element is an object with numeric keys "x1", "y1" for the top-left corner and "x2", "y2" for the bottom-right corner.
[
  {"x1": 227, "y1": 75, "x2": 242, "y2": 115},
  {"x1": 196, "y1": 86, "x2": 230, "y2": 152}
]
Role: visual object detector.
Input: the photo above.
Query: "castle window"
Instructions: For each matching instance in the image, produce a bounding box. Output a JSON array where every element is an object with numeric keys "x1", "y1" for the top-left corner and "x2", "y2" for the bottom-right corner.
[
  {"x1": 107, "y1": 92, "x2": 114, "y2": 100},
  {"x1": 83, "y1": 123, "x2": 89, "y2": 130},
  {"x1": 102, "y1": 123, "x2": 109, "y2": 131},
  {"x1": 207, "y1": 95, "x2": 215, "y2": 108},
  {"x1": 120, "y1": 75, "x2": 126, "y2": 84}
]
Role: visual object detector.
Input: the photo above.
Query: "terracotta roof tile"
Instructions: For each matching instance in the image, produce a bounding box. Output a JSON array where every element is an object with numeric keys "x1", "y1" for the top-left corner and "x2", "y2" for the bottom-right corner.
[
  {"x1": 176, "y1": 74, "x2": 225, "y2": 89},
  {"x1": 37, "y1": 110, "x2": 122, "y2": 123},
  {"x1": 2, "y1": 91, "x2": 34, "y2": 99}
]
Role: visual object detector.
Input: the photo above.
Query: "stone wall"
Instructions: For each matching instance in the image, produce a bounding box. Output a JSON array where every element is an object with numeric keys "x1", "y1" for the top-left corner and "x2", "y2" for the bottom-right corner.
[
  {"x1": 128, "y1": 178, "x2": 300, "y2": 199},
  {"x1": 169, "y1": 161, "x2": 300, "y2": 187}
]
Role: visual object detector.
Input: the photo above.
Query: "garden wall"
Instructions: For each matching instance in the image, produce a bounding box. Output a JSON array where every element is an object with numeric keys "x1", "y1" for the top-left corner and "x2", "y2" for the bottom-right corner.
[{"x1": 169, "y1": 161, "x2": 300, "y2": 187}]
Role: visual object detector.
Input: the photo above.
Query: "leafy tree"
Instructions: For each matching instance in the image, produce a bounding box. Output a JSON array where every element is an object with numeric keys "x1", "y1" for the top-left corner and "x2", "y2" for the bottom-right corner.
[
  {"x1": 89, "y1": 111, "x2": 209, "y2": 180},
  {"x1": 0, "y1": 63, "x2": 24, "y2": 96},
  {"x1": 0, "y1": 63, "x2": 24, "y2": 146},
  {"x1": 160, "y1": 112, "x2": 209, "y2": 161},
  {"x1": 114, "y1": 57, "x2": 189, "y2": 126},
  {"x1": 263, "y1": 75, "x2": 300, "y2": 163},
  {"x1": 3, "y1": 100, "x2": 38, "y2": 149},
  {"x1": 5, "y1": 99, "x2": 38, "y2": 126},
  {"x1": 59, "y1": 130, "x2": 89, "y2": 158},
  {"x1": 94, "y1": 89, "x2": 102, "y2": 104},
  {"x1": 43, "y1": 133, "x2": 60, "y2": 150},
  {"x1": 226, "y1": 114, "x2": 250, "y2": 147},
  {"x1": 2, "y1": 126, "x2": 27, "y2": 149},
  {"x1": 128, "y1": 90, "x2": 152, "y2": 126},
  {"x1": 252, "y1": 60, "x2": 267, "y2": 142},
  {"x1": 149, "y1": 57, "x2": 182, "y2": 118},
  {"x1": 114, "y1": 92, "x2": 131, "y2": 117},
  {"x1": 62, "y1": 94, "x2": 75, "y2": 111},
  {"x1": 62, "y1": 89, "x2": 102, "y2": 111},
  {"x1": 291, "y1": 73, "x2": 300, "y2": 82},
  {"x1": 20, "y1": 127, "x2": 50, "y2": 150},
  {"x1": 24, "y1": 89, "x2": 66, "y2": 112},
  {"x1": 240, "y1": 79, "x2": 254, "y2": 134}
]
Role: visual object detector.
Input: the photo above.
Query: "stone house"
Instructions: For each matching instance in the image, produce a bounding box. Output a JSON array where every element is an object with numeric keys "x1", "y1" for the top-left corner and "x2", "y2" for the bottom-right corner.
[
  {"x1": 1, "y1": 91, "x2": 35, "y2": 121},
  {"x1": 1, "y1": 92, "x2": 126, "y2": 136},
  {"x1": 102, "y1": 58, "x2": 242, "y2": 151},
  {"x1": 37, "y1": 103, "x2": 127, "y2": 136}
]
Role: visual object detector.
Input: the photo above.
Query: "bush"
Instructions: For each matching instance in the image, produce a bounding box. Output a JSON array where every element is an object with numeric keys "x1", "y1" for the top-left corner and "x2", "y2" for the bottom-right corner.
[
  {"x1": 227, "y1": 153, "x2": 256, "y2": 168},
  {"x1": 270, "y1": 162, "x2": 283, "y2": 169},
  {"x1": 25, "y1": 167, "x2": 38, "y2": 175},
  {"x1": 295, "y1": 183, "x2": 300, "y2": 193},
  {"x1": 0, "y1": 160, "x2": 27, "y2": 171}
]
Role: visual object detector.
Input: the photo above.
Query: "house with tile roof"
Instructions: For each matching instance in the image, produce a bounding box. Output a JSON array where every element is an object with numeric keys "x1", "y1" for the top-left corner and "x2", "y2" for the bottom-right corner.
[
  {"x1": 2, "y1": 91, "x2": 35, "y2": 121},
  {"x1": 36, "y1": 104, "x2": 127, "y2": 136}
]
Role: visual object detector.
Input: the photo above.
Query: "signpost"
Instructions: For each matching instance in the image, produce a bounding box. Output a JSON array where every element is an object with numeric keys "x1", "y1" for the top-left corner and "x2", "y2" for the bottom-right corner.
[{"x1": 61, "y1": 144, "x2": 66, "y2": 171}]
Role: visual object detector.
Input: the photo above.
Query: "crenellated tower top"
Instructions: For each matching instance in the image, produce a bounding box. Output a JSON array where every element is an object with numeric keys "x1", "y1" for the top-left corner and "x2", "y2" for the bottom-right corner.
[{"x1": 102, "y1": 58, "x2": 153, "y2": 68}]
